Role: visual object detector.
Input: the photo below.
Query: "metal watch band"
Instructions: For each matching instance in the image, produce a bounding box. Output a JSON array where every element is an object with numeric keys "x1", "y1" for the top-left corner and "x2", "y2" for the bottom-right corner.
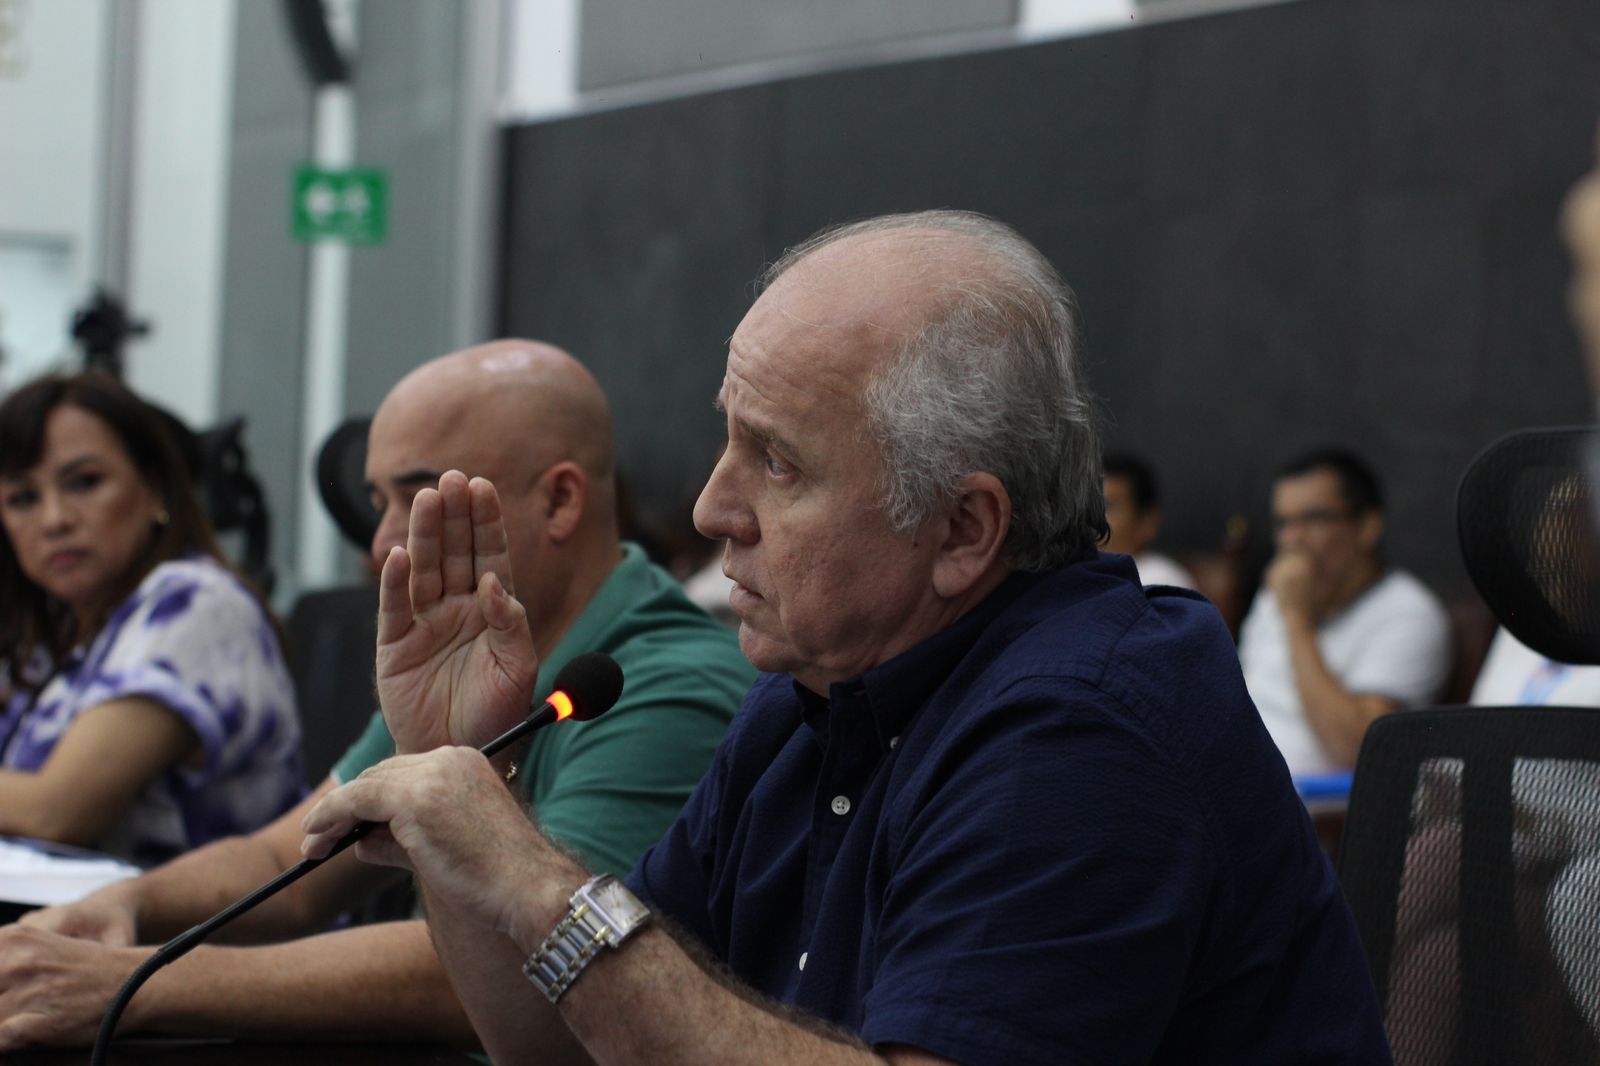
[
  {"x1": 523, "y1": 898, "x2": 608, "y2": 1004},
  {"x1": 522, "y1": 875, "x2": 647, "y2": 1004}
]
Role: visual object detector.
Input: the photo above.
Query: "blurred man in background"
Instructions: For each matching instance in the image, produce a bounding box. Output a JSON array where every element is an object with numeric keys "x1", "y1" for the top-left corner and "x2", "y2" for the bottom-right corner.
[
  {"x1": 1101, "y1": 450, "x2": 1195, "y2": 589},
  {"x1": 1238, "y1": 447, "x2": 1449, "y2": 774}
]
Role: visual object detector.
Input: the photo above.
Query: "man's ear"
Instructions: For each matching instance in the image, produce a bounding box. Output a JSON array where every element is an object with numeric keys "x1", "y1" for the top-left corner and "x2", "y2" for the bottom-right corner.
[
  {"x1": 541, "y1": 461, "x2": 589, "y2": 543},
  {"x1": 1357, "y1": 509, "x2": 1385, "y2": 553},
  {"x1": 931, "y1": 472, "x2": 1011, "y2": 599}
]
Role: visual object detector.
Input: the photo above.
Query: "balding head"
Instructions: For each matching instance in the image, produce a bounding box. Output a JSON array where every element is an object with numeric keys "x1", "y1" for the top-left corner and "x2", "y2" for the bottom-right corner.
[
  {"x1": 381, "y1": 340, "x2": 614, "y2": 487},
  {"x1": 367, "y1": 339, "x2": 620, "y2": 653},
  {"x1": 759, "y1": 211, "x2": 1105, "y2": 571},
  {"x1": 694, "y1": 210, "x2": 1102, "y2": 691}
]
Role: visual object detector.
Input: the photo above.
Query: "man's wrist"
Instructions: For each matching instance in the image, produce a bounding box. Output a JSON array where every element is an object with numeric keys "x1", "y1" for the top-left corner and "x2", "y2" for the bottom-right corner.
[{"x1": 505, "y1": 856, "x2": 590, "y2": 955}]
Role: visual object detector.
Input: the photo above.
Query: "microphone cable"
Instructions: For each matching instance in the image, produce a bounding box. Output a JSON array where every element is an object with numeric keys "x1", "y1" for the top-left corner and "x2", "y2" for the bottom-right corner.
[{"x1": 89, "y1": 652, "x2": 623, "y2": 1066}]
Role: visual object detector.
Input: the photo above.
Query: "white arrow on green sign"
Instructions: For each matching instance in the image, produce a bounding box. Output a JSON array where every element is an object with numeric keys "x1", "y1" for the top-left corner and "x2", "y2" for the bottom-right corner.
[{"x1": 292, "y1": 166, "x2": 388, "y2": 245}]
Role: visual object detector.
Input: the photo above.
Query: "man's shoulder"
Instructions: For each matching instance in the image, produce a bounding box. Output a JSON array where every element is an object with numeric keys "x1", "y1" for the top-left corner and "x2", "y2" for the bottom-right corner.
[
  {"x1": 944, "y1": 559, "x2": 1245, "y2": 740},
  {"x1": 1354, "y1": 569, "x2": 1449, "y2": 627},
  {"x1": 996, "y1": 559, "x2": 1235, "y2": 684}
]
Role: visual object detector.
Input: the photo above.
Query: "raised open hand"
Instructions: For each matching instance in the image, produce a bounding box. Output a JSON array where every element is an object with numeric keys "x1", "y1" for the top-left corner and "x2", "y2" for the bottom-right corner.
[{"x1": 374, "y1": 471, "x2": 541, "y2": 754}]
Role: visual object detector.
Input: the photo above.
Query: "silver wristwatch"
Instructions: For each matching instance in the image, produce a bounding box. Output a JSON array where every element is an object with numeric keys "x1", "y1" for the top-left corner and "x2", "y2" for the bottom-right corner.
[{"x1": 523, "y1": 874, "x2": 652, "y2": 1004}]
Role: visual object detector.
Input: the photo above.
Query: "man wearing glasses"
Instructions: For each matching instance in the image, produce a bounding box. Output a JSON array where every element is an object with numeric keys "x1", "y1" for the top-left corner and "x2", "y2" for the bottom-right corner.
[{"x1": 1238, "y1": 448, "x2": 1450, "y2": 774}]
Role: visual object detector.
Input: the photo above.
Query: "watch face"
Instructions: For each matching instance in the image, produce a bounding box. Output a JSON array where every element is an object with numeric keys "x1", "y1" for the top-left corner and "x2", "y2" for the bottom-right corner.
[{"x1": 586, "y1": 878, "x2": 651, "y2": 933}]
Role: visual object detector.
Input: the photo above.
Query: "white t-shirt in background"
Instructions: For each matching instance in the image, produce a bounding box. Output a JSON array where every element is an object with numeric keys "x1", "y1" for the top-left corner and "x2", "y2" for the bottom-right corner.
[
  {"x1": 1133, "y1": 551, "x2": 1197, "y2": 590},
  {"x1": 1239, "y1": 569, "x2": 1451, "y2": 775}
]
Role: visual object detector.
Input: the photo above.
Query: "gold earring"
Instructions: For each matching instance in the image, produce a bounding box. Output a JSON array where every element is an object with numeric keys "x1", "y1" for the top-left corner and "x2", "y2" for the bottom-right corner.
[{"x1": 154, "y1": 507, "x2": 171, "y2": 527}]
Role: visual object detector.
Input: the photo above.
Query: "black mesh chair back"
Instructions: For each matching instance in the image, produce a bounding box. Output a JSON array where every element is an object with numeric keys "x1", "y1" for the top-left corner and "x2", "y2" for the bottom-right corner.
[
  {"x1": 284, "y1": 584, "x2": 379, "y2": 785},
  {"x1": 1341, "y1": 707, "x2": 1600, "y2": 1065},
  {"x1": 1340, "y1": 426, "x2": 1600, "y2": 1064},
  {"x1": 1458, "y1": 427, "x2": 1600, "y2": 665},
  {"x1": 315, "y1": 416, "x2": 377, "y2": 552}
]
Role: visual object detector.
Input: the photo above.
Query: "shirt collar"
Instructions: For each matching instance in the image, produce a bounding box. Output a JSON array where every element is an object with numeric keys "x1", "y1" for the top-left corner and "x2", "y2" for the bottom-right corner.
[{"x1": 794, "y1": 568, "x2": 1043, "y2": 753}]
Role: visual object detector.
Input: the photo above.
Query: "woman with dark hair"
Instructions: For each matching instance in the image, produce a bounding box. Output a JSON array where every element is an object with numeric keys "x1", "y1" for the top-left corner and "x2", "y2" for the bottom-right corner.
[{"x1": 0, "y1": 371, "x2": 302, "y2": 865}]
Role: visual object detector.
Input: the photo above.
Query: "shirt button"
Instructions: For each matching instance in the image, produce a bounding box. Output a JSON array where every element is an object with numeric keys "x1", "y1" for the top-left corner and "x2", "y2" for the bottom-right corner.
[
  {"x1": 888, "y1": 736, "x2": 900, "y2": 750},
  {"x1": 830, "y1": 795, "x2": 851, "y2": 816},
  {"x1": 798, "y1": 951, "x2": 808, "y2": 971}
]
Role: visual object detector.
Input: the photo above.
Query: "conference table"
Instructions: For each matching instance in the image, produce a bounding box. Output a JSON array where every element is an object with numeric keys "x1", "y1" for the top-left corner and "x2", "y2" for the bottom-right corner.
[{"x1": 0, "y1": 838, "x2": 478, "y2": 1065}]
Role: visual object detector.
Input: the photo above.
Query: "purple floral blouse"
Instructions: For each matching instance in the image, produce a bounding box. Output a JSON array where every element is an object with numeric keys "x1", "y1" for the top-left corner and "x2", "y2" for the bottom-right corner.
[{"x1": 0, "y1": 557, "x2": 304, "y2": 864}]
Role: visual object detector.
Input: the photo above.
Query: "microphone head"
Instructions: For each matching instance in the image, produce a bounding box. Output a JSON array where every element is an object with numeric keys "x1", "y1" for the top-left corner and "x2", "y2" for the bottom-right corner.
[{"x1": 549, "y1": 652, "x2": 624, "y2": 722}]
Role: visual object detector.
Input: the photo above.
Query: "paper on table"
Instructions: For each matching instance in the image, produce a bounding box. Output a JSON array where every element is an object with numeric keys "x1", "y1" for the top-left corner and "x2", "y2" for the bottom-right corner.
[{"x1": 0, "y1": 836, "x2": 140, "y2": 905}]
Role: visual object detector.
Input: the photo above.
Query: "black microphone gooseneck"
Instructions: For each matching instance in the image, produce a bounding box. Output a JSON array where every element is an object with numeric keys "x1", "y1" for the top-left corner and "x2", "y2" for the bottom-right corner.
[{"x1": 90, "y1": 653, "x2": 624, "y2": 1065}]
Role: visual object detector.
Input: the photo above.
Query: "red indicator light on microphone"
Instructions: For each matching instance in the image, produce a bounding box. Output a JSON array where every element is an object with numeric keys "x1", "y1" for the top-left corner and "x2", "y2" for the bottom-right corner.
[{"x1": 549, "y1": 691, "x2": 575, "y2": 721}]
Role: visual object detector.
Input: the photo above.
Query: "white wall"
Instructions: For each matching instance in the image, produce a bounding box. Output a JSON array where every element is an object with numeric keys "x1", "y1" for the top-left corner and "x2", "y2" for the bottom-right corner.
[
  {"x1": 0, "y1": 0, "x2": 236, "y2": 428},
  {"x1": 0, "y1": 0, "x2": 110, "y2": 387},
  {"x1": 122, "y1": 0, "x2": 238, "y2": 427},
  {"x1": 502, "y1": 0, "x2": 1140, "y2": 121}
]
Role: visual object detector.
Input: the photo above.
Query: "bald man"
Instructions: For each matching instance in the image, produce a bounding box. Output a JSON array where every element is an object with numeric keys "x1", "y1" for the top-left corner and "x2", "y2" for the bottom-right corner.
[{"x1": 0, "y1": 341, "x2": 753, "y2": 1051}]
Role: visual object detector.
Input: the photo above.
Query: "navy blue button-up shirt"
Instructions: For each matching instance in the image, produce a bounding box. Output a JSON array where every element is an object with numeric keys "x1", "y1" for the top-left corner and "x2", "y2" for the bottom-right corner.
[{"x1": 628, "y1": 554, "x2": 1390, "y2": 1064}]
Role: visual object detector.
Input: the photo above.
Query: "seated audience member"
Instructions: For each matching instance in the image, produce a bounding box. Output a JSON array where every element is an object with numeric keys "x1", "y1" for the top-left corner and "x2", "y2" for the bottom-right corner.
[
  {"x1": 1101, "y1": 450, "x2": 1196, "y2": 588},
  {"x1": 0, "y1": 372, "x2": 301, "y2": 863},
  {"x1": 0, "y1": 342, "x2": 751, "y2": 1050},
  {"x1": 299, "y1": 212, "x2": 1391, "y2": 1064},
  {"x1": 1239, "y1": 448, "x2": 1450, "y2": 775},
  {"x1": 1567, "y1": 125, "x2": 1600, "y2": 405},
  {"x1": 1472, "y1": 626, "x2": 1600, "y2": 706},
  {"x1": 1472, "y1": 469, "x2": 1600, "y2": 707}
]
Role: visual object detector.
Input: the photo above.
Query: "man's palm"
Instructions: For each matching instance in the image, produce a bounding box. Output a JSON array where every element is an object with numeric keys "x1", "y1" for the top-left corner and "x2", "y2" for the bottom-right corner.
[{"x1": 374, "y1": 473, "x2": 540, "y2": 753}]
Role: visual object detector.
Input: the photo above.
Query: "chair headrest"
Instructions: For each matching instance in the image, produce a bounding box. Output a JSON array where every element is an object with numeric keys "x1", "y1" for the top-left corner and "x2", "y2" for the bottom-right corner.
[
  {"x1": 315, "y1": 416, "x2": 378, "y2": 553},
  {"x1": 1457, "y1": 427, "x2": 1600, "y2": 665}
]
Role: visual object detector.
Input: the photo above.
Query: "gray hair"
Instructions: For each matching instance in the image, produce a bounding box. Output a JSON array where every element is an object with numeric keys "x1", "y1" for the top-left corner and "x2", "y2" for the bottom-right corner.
[{"x1": 762, "y1": 210, "x2": 1106, "y2": 571}]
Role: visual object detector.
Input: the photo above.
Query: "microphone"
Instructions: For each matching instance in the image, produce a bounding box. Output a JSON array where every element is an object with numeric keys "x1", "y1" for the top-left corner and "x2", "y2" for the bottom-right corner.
[{"x1": 90, "y1": 652, "x2": 625, "y2": 1066}]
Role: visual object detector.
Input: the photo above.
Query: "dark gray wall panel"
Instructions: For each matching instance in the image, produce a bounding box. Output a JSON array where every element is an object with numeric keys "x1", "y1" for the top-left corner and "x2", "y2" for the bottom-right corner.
[
  {"x1": 345, "y1": 0, "x2": 466, "y2": 416},
  {"x1": 500, "y1": 0, "x2": 1600, "y2": 597},
  {"x1": 499, "y1": 87, "x2": 781, "y2": 520}
]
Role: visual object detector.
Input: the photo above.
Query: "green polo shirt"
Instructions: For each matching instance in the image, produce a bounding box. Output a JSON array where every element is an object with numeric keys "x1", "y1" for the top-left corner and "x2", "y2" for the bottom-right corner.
[{"x1": 332, "y1": 544, "x2": 753, "y2": 876}]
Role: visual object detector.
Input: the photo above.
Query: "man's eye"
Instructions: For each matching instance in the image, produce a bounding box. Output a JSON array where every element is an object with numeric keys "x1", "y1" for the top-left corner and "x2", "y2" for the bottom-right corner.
[
  {"x1": 2, "y1": 488, "x2": 38, "y2": 510},
  {"x1": 765, "y1": 453, "x2": 790, "y2": 477}
]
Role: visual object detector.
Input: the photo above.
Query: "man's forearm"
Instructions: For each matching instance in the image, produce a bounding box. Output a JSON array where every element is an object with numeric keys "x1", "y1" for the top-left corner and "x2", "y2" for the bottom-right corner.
[
  {"x1": 435, "y1": 873, "x2": 893, "y2": 1066},
  {"x1": 113, "y1": 834, "x2": 381, "y2": 944},
  {"x1": 538, "y1": 922, "x2": 887, "y2": 1066},
  {"x1": 422, "y1": 883, "x2": 594, "y2": 1065},
  {"x1": 1284, "y1": 618, "x2": 1394, "y2": 767},
  {"x1": 129, "y1": 920, "x2": 476, "y2": 1044}
]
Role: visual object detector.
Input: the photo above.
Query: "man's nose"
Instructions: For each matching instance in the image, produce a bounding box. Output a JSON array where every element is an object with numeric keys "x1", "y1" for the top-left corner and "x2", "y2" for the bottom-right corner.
[
  {"x1": 370, "y1": 508, "x2": 407, "y2": 567},
  {"x1": 693, "y1": 455, "x2": 755, "y2": 545}
]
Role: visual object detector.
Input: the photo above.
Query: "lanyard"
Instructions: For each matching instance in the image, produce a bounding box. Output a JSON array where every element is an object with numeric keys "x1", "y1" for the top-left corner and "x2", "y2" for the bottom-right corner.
[{"x1": 1519, "y1": 658, "x2": 1570, "y2": 706}]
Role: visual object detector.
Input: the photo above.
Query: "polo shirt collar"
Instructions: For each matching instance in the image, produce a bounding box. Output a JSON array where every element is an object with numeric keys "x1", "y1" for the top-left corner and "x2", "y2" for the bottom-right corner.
[
  {"x1": 533, "y1": 542, "x2": 649, "y2": 700},
  {"x1": 796, "y1": 568, "x2": 1041, "y2": 753}
]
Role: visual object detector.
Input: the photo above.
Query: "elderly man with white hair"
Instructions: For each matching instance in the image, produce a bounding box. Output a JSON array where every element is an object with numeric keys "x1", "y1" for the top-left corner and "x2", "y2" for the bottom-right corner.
[{"x1": 302, "y1": 211, "x2": 1391, "y2": 1064}]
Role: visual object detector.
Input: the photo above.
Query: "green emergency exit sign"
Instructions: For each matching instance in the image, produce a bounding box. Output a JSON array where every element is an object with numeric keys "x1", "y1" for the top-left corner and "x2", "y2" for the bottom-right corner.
[{"x1": 292, "y1": 166, "x2": 388, "y2": 245}]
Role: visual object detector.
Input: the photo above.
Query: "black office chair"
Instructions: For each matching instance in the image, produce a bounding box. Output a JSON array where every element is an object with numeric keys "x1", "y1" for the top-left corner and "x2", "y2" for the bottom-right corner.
[
  {"x1": 314, "y1": 415, "x2": 378, "y2": 554},
  {"x1": 283, "y1": 583, "x2": 380, "y2": 786},
  {"x1": 1339, "y1": 427, "x2": 1600, "y2": 1065}
]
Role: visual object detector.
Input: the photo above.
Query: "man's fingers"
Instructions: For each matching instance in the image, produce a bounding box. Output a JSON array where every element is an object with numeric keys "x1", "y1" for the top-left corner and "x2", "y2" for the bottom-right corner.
[
  {"x1": 376, "y1": 546, "x2": 414, "y2": 646},
  {"x1": 438, "y1": 470, "x2": 477, "y2": 596},
  {"x1": 299, "y1": 753, "x2": 443, "y2": 857},
  {"x1": 407, "y1": 487, "x2": 446, "y2": 610},
  {"x1": 468, "y1": 476, "x2": 516, "y2": 598}
]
